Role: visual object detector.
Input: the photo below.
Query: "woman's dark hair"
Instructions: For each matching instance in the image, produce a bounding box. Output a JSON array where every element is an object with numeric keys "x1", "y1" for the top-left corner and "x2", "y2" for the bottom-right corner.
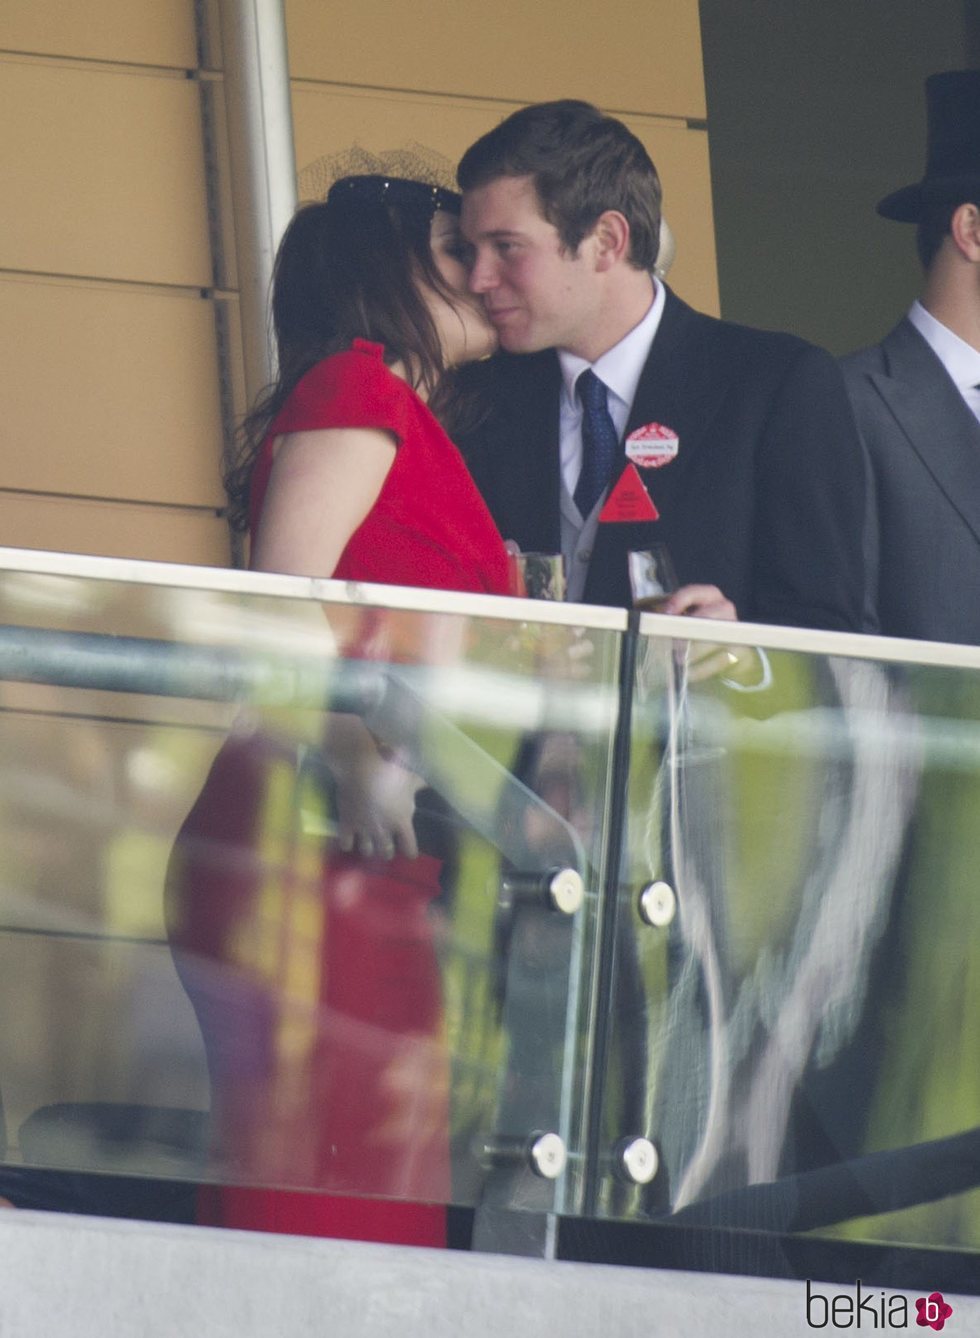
[
  {"x1": 225, "y1": 177, "x2": 464, "y2": 533},
  {"x1": 457, "y1": 100, "x2": 661, "y2": 272}
]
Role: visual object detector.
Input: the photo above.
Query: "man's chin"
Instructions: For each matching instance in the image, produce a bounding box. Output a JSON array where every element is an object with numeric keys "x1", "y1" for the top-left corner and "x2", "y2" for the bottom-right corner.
[{"x1": 497, "y1": 329, "x2": 545, "y2": 355}]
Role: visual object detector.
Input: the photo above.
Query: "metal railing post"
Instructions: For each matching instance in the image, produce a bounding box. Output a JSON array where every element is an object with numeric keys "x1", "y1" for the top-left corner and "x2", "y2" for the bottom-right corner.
[{"x1": 217, "y1": 0, "x2": 297, "y2": 405}]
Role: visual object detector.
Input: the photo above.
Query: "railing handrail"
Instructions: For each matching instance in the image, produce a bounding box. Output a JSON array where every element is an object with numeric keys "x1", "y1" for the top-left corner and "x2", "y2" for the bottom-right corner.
[{"x1": 1, "y1": 544, "x2": 979, "y2": 673}]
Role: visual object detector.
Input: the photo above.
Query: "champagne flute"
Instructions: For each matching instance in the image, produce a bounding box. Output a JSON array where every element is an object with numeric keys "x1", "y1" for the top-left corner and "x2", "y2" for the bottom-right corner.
[
  {"x1": 628, "y1": 545, "x2": 678, "y2": 611},
  {"x1": 508, "y1": 551, "x2": 567, "y2": 601},
  {"x1": 630, "y1": 545, "x2": 762, "y2": 685}
]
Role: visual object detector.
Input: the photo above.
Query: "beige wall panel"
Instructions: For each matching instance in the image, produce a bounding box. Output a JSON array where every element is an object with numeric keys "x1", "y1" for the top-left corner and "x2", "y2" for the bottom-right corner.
[
  {"x1": 0, "y1": 494, "x2": 231, "y2": 567},
  {"x1": 292, "y1": 85, "x2": 719, "y2": 315},
  {"x1": 0, "y1": 1, "x2": 197, "y2": 70},
  {"x1": 286, "y1": 0, "x2": 705, "y2": 121},
  {"x1": 1, "y1": 277, "x2": 226, "y2": 507},
  {"x1": 0, "y1": 59, "x2": 212, "y2": 287}
]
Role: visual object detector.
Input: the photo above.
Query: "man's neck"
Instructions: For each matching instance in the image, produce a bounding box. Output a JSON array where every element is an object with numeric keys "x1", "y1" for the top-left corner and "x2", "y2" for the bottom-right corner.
[
  {"x1": 922, "y1": 262, "x2": 980, "y2": 353},
  {"x1": 574, "y1": 270, "x2": 656, "y2": 363}
]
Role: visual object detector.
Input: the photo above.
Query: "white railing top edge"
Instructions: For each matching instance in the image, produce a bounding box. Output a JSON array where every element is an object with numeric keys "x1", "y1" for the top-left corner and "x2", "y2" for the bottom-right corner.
[
  {"x1": 0, "y1": 546, "x2": 978, "y2": 672},
  {"x1": 0, "y1": 547, "x2": 627, "y2": 629}
]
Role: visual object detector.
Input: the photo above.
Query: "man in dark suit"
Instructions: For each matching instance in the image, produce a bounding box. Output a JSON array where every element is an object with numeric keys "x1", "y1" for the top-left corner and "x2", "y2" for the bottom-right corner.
[
  {"x1": 454, "y1": 103, "x2": 888, "y2": 1260},
  {"x1": 456, "y1": 100, "x2": 868, "y2": 631},
  {"x1": 453, "y1": 107, "x2": 979, "y2": 1287},
  {"x1": 842, "y1": 69, "x2": 980, "y2": 645}
]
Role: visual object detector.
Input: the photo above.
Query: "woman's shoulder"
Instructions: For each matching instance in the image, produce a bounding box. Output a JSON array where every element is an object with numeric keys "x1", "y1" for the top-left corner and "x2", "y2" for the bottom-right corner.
[
  {"x1": 274, "y1": 341, "x2": 417, "y2": 438},
  {"x1": 294, "y1": 340, "x2": 397, "y2": 393}
]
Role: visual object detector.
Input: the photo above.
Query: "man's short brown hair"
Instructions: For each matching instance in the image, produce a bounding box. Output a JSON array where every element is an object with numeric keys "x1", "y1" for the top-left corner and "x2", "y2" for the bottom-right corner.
[{"x1": 458, "y1": 100, "x2": 662, "y2": 272}]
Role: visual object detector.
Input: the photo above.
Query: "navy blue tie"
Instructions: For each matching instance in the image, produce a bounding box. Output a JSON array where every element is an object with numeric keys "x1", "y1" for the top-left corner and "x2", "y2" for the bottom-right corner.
[{"x1": 575, "y1": 369, "x2": 620, "y2": 517}]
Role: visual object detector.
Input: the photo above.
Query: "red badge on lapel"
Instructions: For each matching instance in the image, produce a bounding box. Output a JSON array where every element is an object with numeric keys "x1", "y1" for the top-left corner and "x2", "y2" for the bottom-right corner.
[
  {"x1": 625, "y1": 422, "x2": 679, "y2": 469},
  {"x1": 599, "y1": 463, "x2": 659, "y2": 523}
]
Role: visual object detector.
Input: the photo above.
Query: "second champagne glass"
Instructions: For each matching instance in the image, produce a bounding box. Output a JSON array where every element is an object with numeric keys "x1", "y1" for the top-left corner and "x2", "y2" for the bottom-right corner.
[
  {"x1": 627, "y1": 544, "x2": 678, "y2": 611},
  {"x1": 508, "y1": 551, "x2": 567, "y2": 601}
]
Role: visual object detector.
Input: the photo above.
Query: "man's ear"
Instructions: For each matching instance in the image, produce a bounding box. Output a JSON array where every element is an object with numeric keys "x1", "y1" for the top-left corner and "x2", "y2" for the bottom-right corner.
[
  {"x1": 950, "y1": 202, "x2": 980, "y2": 262},
  {"x1": 591, "y1": 210, "x2": 631, "y2": 270}
]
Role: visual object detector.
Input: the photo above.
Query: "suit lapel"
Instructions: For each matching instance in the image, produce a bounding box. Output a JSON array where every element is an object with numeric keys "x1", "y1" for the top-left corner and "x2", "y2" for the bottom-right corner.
[
  {"x1": 583, "y1": 292, "x2": 717, "y2": 604},
  {"x1": 872, "y1": 320, "x2": 980, "y2": 546},
  {"x1": 502, "y1": 292, "x2": 724, "y2": 542},
  {"x1": 615, "y1": 288, "x2": 733, "y2": 520},
  {"x1": 625, "y1": 288, "x2": 717, "y2": 437}
]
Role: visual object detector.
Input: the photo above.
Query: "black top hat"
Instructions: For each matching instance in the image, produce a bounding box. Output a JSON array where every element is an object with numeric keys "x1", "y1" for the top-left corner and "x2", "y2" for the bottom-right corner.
[{"x1": 877, "y1": 69, "x2": 980, "y2": 222}]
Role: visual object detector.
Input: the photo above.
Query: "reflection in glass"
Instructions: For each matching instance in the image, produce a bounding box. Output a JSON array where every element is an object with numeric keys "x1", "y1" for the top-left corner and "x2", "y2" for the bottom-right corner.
[
  {"x1": 0, "y1": 556, "x2": 978, "y2": 1270},
  {"x1": 0, "y1": 566, "x2": 619, "y2": 1242},
  {"x1": 598, "y1": 634, "x2": 980, "y2": 1262}
]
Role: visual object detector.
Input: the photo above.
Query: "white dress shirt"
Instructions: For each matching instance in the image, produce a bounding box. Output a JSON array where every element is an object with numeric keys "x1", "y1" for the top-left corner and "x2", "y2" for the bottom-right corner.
[
  {"x1": 552, "y1": 280, "x2": 769, "y2": 689},
  {"x1": 557, "y1": 280, "x2": 666, "y2": 499},
  {"x1": 908, "y1": 300, "x2": 980, "y2": 423}
]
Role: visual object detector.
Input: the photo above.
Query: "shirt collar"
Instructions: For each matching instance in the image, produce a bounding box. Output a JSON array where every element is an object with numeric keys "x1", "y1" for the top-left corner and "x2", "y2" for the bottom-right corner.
[
  {"x1": 908, "y1": 300, "x2": 980, "y2": 393},
  {"x1": 558, "y1": 280, "x2": 665, "y2": 412}
]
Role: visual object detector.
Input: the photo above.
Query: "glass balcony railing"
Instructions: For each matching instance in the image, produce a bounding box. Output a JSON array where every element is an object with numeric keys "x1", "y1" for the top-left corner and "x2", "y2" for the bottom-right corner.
[
  {"x1": 590, "y1": 617, "x2": 980, "y2": 1270},
  {"x1": 0, "y1": 546, "x2": 977, "y2": 1273}
]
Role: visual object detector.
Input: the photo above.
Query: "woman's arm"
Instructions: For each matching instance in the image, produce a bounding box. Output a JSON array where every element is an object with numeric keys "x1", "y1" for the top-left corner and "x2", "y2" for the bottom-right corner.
[
  {"x1": 250, "y1": 425, "x2": 420, "y2": 858},
  {"x1": 250, "y1": 426, "x2": 396, "y2": 577}
]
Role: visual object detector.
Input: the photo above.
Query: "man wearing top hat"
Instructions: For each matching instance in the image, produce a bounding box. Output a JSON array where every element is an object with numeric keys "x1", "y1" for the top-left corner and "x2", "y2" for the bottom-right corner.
[{"x1": 842, "y1": 69, "x2": 980, "y2": 645}]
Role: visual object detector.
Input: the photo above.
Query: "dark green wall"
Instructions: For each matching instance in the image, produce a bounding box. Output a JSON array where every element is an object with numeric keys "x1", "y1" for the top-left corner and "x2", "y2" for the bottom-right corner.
[{"x1": 700, "y1": 1, "x2": 978, "y2": 354}]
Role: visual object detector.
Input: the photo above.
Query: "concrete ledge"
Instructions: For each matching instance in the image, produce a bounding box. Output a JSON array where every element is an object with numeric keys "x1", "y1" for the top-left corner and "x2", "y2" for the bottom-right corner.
[{"x1": 0, "y1": 1209, "x2": 976, "y2": 1337}]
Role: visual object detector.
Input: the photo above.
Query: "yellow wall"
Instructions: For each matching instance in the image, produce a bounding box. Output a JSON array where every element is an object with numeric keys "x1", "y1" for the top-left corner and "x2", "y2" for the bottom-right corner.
[
  {"x1": 286, "y1": 0, "x2": 718, "y2": 316},
  {"x1": 0, "y1": 0, "x2": 717, "y2": 566},
  {"x1": 0, "y1": 3, "x2": 232, "y2": 564}
]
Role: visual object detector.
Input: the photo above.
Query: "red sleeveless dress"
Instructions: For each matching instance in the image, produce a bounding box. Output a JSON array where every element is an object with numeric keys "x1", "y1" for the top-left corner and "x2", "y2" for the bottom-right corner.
[
  {"x1": 170, "y1": 343, "x2": 508, "y2": 1246},
  {"x1": 251, "y1": 340, "x2": 510, "y2": 597}
]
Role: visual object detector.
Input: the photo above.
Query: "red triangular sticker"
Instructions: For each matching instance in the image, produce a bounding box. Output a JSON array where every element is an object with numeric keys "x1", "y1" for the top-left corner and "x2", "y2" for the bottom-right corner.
[{"x1": 598, "y1": 463, "x2": 659, "y2": 523}]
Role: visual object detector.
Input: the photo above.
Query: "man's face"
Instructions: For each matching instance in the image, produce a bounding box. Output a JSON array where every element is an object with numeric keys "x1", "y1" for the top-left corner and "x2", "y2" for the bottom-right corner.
[{"x1": 461, "y1": 174, "x2": 600, "y2": 358}]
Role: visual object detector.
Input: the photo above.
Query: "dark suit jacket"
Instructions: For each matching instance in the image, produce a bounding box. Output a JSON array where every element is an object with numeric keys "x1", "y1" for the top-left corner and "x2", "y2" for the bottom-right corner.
[
  {"x1": 459, "y1": 288, "x2": 868, "y2": 631},
  {"x1": 841, "y1": 317, "x2": 980, "y2": 645}
]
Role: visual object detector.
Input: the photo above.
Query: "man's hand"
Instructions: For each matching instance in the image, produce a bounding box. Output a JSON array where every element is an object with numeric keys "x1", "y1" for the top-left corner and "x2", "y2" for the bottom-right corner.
[
  {"x1": 654, "y1": 583, "x2": 759, "y2": 683},
  {"x1": 660, "y1": 583, "x2": 737, "y2": 621}
]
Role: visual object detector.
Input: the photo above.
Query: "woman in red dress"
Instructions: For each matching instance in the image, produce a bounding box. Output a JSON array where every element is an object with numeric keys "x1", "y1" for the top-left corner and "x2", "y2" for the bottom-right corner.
[{"x1": 167, "y1": 166, "x2": 510, "y2": 1247}]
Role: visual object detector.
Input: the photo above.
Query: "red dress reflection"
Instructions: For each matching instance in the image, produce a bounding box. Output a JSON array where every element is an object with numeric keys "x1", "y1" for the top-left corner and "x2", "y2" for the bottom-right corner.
[{"x1": 167, "y1": 343, "x2": 508, "y2": 1246}]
